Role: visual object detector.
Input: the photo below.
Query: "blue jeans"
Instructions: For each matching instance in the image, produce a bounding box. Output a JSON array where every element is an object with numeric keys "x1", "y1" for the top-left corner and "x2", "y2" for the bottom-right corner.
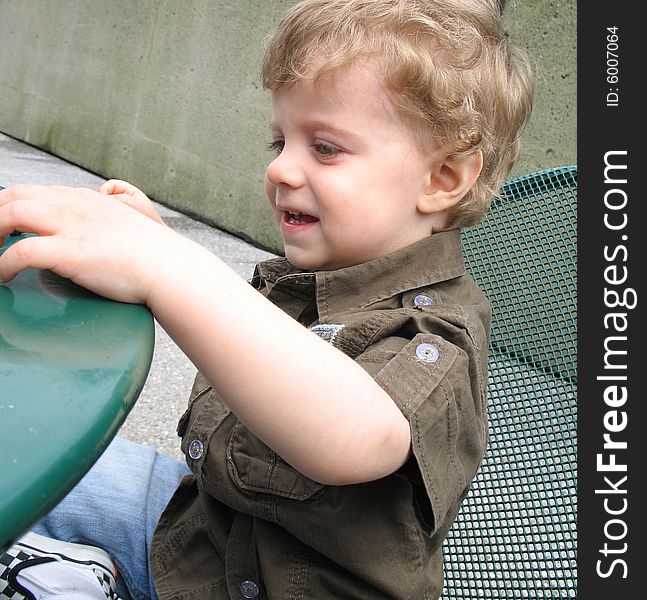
[{"x1": 33, "y1": 436, "x2": 190, "y2": 600}]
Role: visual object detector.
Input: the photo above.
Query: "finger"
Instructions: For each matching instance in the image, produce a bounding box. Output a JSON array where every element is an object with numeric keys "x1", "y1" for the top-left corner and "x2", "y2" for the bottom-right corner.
[
  {"x1": 96, "y1": 180, "x2": 163, "y2": 222},
  {"x1": 0, "y1": 184, "x2": 84, "y2": 209},
  {"x1": 99, "y1": 179, "x2": 147, "y2": 199},
  {"x1": 0, "y1": 200, "x2": 61, "y2": 237},
  {"x1": 0, "y1": 184, "x2": 45, "y2": 208},
  {"x1": 0, "y1": 235, "x2": 65, "y2": 283},
  {"x1": 98, "y1": 179, "x2": 126, "y2": 195}
]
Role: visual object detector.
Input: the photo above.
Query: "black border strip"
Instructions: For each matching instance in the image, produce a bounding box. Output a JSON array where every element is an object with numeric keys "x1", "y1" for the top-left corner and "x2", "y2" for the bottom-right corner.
[{"x1": 578, "y1": 3, "x2": 644, "y2": 596}]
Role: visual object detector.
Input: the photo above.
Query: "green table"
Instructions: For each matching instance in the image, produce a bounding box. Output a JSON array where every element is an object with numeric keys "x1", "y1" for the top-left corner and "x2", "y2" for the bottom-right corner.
[{"x1": 0, "y1": 233, "x2": 155, "y2": 552}]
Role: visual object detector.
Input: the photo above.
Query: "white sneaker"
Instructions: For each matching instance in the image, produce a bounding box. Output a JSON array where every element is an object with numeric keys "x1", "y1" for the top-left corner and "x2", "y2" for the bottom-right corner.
[{"x1": 0, "y1": 532, "x2": 120, "y2": 599}]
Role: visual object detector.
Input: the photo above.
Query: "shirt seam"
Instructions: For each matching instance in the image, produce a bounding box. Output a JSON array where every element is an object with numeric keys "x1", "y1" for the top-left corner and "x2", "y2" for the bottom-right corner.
[
  {"x1": 440, "y1": 380, "x2": 466, "y2": 498},
  {"x1": 445, "y1": 305, "x2": 488, "y2": 443}
]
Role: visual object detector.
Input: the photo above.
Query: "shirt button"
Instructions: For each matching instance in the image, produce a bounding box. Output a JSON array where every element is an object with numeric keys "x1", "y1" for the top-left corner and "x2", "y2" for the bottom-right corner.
[
  {"x1": 188, "y1": 439, "x2": 204, "y2": 460},
  {"x1": 416, "y1": 343, "x2": 440, "y2": 363},
  {"x1": 240, "y1": 580, "x2": 259, "y2": 599},
  {"x1": 413, "y1": 293, "x2": 434, "y2": 307}
]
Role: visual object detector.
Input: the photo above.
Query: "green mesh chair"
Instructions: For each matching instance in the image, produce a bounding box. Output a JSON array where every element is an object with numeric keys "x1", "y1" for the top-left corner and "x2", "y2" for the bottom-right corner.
[{"x1": 442, "y1": 166, "x2": 577, "y2": 597}]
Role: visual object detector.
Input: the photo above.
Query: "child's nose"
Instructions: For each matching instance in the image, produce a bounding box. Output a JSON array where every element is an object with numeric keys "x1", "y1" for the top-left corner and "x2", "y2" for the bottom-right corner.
[{"x1": 265, "y1": 147, "x2": 305, "y2": 189}]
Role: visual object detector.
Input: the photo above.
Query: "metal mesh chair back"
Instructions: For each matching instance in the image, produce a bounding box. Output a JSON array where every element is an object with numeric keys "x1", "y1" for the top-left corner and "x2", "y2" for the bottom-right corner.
[{"x1": 442, "y1": 166, "x2": 577, "y2": 597}]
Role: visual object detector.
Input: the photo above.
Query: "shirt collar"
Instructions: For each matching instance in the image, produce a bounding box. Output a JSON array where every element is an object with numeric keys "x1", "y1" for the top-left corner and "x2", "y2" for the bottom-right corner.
[{"x1": 253, "y1": 230, "x2": 466, "y2": 317}]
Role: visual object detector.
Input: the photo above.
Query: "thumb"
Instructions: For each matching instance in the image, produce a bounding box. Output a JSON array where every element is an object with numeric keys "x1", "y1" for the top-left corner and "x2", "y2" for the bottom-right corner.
[
  {"x1": 98, "y1": 179, "x2": 148, "y2": 201},
  {"x1": 98, "y1": 180, "x2": 164, "y2": 224}
]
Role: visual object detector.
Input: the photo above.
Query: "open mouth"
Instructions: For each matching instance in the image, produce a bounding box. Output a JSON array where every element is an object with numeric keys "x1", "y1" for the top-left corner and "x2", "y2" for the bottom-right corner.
[{"x1": 284, "y1": 211, "x2": 318, "y2": 225}]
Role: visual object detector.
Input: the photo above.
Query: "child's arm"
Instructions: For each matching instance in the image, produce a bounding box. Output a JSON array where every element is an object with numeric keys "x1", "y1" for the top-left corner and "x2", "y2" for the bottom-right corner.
[{"x1": 0, "y1": 184, "x2": 411, "y2": 485}]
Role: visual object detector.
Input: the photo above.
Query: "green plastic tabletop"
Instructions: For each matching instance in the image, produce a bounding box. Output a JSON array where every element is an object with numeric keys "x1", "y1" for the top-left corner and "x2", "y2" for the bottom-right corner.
[{"x1": 0, "y1": 233, "x2": 155, "y2": 552}]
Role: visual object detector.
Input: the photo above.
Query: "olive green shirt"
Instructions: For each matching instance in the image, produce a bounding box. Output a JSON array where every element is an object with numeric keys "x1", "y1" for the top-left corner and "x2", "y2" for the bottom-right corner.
[{"x1": 150, "y1": 230, "x2": 490, "y2": 599}]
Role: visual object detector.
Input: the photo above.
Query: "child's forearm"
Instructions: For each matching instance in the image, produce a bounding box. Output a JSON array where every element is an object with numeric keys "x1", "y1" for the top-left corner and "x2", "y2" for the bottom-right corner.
[
  {"x1": 148, "y1": 237, "x2": 411, "y2": 485},
  {"x1": 0, "y1": 184, "x2": 410, "y2": 484}
]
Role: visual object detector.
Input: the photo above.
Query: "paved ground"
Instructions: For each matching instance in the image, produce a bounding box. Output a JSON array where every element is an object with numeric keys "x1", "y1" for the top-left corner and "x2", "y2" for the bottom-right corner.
[{"x1": 0, "y1": 132, "x2": 276, "y2": 460}]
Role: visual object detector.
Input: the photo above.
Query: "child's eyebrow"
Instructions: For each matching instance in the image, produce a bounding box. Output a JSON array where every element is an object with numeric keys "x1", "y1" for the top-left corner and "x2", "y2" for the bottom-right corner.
[{"x1": 270, "y1": 119, "x2": 364, "y2": 144}]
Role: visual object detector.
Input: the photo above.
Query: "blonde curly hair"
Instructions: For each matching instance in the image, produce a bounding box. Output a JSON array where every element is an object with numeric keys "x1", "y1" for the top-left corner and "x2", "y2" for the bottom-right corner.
[{"x1": 262, "y1": 0, "x2": 534, "y2": 228}]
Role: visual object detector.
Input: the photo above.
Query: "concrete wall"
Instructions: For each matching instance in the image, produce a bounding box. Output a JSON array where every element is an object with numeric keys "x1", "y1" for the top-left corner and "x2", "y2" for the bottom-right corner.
[
  {"x1": 0, "y1": 0, "x2": 575, "y2": 253},
  {"x1": 503, "y1": 0, "x2": 577, "y2": 179}
]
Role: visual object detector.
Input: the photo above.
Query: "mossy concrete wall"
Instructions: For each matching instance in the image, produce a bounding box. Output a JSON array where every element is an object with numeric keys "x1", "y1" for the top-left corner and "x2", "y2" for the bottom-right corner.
[
  {"x1": 0, "y1": 0, "x2": 575, "y2": 253},
  {"x1": 503, "y1": 0, "x2": 577, "y2": 179}
]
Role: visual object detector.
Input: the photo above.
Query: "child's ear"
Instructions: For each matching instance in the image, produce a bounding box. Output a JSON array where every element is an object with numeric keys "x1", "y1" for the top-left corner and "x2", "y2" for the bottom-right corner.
[{"x1": 417, "y1": 150, "x2": 483, "y2": 215}]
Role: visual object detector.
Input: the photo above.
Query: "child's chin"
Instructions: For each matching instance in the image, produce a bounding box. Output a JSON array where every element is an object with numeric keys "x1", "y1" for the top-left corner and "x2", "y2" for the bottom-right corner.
[
  {"x1": 287, "y1": 256, "x2": 317, "y2": 270},
  {"x1": 284, "y1": 250, "x2": 322, "y2": 271}
]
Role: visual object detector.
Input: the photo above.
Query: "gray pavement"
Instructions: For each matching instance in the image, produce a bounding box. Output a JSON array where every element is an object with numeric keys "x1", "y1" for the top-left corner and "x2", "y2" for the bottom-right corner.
[{"x1": 0, "y1": 132, "x2": 276, "y2": 459}]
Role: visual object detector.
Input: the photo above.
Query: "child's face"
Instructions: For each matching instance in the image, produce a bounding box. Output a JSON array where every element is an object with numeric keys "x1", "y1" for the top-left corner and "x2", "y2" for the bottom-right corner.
[{"x1": 264, "y1": 60, "x2": 440, "y2": 271}]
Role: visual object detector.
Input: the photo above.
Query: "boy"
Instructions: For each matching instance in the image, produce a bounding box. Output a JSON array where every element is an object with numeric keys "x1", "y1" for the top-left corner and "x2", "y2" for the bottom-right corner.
[{"x1": 0, "y1": 0, "x2": 533, "y2": 598}]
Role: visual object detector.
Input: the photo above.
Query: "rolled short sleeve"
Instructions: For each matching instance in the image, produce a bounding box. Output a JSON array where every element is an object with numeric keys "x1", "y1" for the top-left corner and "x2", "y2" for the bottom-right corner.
[{"x1": 358, "y1": 331, "x2": 486, "y2": 535}]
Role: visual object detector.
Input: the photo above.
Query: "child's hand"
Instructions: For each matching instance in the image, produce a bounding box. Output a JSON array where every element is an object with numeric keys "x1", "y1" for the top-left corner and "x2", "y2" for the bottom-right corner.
[
  {"x1": 0, "y1": 184, "x2": 188, "y2": 305},
  {"x1": 98, "y1": 179, "x2": 165, "y2": 224}
]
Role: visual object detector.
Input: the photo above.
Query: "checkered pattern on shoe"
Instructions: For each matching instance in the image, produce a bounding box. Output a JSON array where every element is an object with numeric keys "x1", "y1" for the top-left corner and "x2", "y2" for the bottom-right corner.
[
  {"x1": 0, "y1": 535, "x2": 121, "y2": 600},
  {"x1": 0, "y1": 546, "x2": 44, "y2": 600},
  {"x1": 94, "y1": 566, "x2": 119, "y2": 600}
]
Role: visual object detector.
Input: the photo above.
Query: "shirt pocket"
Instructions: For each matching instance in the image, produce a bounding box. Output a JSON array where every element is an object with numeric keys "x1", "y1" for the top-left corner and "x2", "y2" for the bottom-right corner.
[{"x1": 226, "y1": 422, "x2": 325, "y2": 501}]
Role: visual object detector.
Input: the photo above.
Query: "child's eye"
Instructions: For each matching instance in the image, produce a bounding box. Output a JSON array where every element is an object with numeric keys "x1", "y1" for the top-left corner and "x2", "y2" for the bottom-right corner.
[
  {"x1": 267, "y1": 139, "x2": 285, "y2": 155},
  {"x1": 312, "y1": 141, "x2": 341, "y2": 159}
]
